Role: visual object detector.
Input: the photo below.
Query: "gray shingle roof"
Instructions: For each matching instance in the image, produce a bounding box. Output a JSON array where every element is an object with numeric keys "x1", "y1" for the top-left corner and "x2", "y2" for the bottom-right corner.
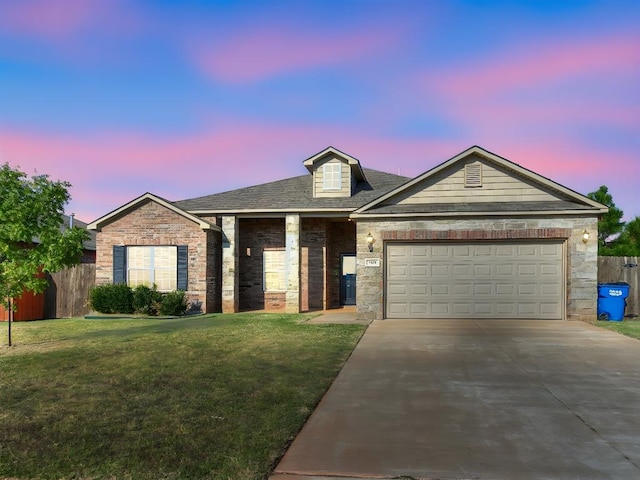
[{"x1": 173, "y1": 168, "x2": 410, "y2": 212}]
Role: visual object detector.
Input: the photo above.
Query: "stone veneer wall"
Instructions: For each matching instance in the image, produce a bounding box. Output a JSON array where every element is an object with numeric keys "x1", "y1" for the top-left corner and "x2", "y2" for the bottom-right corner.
[
  {"x1": 356, "y1": 216, "x2": 599, "y2": 321},
  {"x1": 94, "y1": 200, "x2": 220, "y2": 312}
]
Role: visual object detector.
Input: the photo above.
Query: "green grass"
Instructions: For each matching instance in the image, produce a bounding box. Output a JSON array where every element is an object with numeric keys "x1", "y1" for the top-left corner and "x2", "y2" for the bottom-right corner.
[
  {"x1": 0, "y1": 314, "x2": 366, "y2": 480},
  {"x1": 595, "y1": 319, "x2": 640, "y2": 340}
]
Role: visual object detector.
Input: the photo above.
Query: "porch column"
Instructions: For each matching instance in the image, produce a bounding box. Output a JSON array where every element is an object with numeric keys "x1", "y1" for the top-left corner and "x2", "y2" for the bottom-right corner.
[
  {"x1": 285, "y1": 213, "x2": 300, "y2": 313},
  {"x1": 221, "y1": 215, "x2": 239, "y2": 313}
]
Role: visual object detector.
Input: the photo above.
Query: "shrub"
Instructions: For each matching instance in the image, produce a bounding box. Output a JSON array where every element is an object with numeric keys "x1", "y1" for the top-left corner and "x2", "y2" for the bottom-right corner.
[
  {"x1": 132, "y1": 284, "x2": 163, "y2": 316},
  {"x1": 159, "y1": 290, "x2": 189, "y2": 316},
  {"x1": 89, "y1": 284, "x2": 134, "y2": 314}
]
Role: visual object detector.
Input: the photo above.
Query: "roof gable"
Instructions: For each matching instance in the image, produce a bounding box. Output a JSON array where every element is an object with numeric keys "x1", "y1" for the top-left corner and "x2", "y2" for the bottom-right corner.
[
  {"x1": 354, "y1": 146, "x2": 608, "y2": 216},
  {"x1": 303, "y1": 146, "x2": 366, "y2": 182},
  {"x1": 87, "y1": 193, "x2": 218, "y2": 231}
]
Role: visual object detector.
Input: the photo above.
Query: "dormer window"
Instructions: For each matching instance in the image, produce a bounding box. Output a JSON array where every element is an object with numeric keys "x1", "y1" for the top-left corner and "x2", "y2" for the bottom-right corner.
[
  {"x1": 323, "y1": 163, "x2": 342, "y2": 190},
  {"x1": 304, "y1": 147, "x2": 366, "y2": 198}
]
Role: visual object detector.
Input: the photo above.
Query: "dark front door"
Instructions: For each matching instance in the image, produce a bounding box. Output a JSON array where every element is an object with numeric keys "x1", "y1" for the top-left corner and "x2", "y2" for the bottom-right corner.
[{"x1": 340, "y1": 254, "x2": 356, "y2": 305}]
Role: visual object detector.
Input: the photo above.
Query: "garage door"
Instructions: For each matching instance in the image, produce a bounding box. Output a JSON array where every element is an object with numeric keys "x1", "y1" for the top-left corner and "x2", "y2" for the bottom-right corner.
[{"x1": 386, "y1": 241, "x2": 564, "y2": 319}]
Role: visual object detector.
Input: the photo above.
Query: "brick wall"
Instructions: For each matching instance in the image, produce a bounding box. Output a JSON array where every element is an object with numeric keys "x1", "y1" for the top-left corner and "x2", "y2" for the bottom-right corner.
[
  {"x1": 301, "y1": 218, "x2": 327, "y2": 311},
  {"x1": 236, "y1": 217, "x2": 355, "y2": 312},
  {"x1": 238, "y1": 218, "x2": 286, "y2": 311},
  {"x1": 94, "y1": 199, "x2": 220, "y2": 312}
]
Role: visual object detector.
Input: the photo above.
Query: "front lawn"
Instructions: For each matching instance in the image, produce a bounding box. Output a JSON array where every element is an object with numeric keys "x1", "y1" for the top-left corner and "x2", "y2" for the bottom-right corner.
[
  {"x1": 0, "y1": 313, "x2": 366, "y2": 480},
  {"x1": 595, "y1": 319, "x2": 640, "y2": 340}
]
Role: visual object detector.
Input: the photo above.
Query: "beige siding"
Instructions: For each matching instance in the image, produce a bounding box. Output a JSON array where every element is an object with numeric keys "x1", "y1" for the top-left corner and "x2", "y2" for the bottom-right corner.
[
  {"x1": 391, "y1": 155, "x2": 562, "y2": 205},
  {"x1": 314, "y1": 156, "x2": 352, "y2": 197}
]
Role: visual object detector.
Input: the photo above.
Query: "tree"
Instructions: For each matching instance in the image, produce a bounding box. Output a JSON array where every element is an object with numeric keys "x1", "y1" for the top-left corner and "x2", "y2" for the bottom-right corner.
[
  {"x1": 587, "y1": 185, "x2": 624, "y2": 254},
  {"x1": 0, "y1": 163, "x2": 88, "y2": 346},
  {"x1": 610, "y1": 216, "x2": 640, "y2": 256}
]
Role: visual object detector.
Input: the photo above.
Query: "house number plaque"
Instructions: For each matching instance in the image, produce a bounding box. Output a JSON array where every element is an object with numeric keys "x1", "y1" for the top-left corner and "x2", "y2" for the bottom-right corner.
[{"x1": 365, "y1": 258, "x2": 381, "y2": 267}]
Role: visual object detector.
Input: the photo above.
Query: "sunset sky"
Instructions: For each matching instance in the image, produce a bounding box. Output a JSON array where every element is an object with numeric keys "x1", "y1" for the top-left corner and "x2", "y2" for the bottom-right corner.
[{"x1": 1, "y1": 0, "x2": 638, "y2": 223}]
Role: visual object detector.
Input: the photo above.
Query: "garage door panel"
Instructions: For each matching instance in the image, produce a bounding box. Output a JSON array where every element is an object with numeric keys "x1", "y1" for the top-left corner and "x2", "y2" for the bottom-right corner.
[
  {"x1": 431, "y1": 245, "x2": 449, "y2": 257},
  {"x1": 474, "y1": 264, "x2": 492, "y2": 276},
  {"x1": 518, "y1": 264, "x2": 537, "y2": 276},
  {"x1": 386, "y1": 241, "x2": 564, "y2": 319},
  {"x1": 496, "y1": 283, "x2": 515, "y2": 295},
  {"x1": 430, "y1": 303, "x2": 451, "y2": 315},
  {"x1": 388, "y1": 265, "x2": 407, "y2": 278},
  {"x1": 453, "y1": 245, "x2": 472, "y2": 257},
  {"x1": 410, "y1": 265, "x2": 427, "y2": 277},
  {"x1": 496, "y1": 303, "x2": 517, "y2": 315},
  {"x1": 432, "y1": 264, "x2": 450, "y2": 277},
  {"x1": 474, "y1": 284, "x2": 492, "y2": 295},
  {"x1": 540, "y1": 284, "x2": 559, "y2": 295},
  {"x1": 541, "y1": 264, "x2": 560, "y2": 276},
  {"x1": 388, "y1": 284, "x2": 407, "y2": 295},
  {"x1": 432, "y1": 284, "x2": 449, "y2": 295}
]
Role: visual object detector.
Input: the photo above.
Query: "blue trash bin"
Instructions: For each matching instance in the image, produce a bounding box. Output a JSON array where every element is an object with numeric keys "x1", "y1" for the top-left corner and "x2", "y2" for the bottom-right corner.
[{"x1": 597, "y1": 282, "x2": 630, "y2": 321}]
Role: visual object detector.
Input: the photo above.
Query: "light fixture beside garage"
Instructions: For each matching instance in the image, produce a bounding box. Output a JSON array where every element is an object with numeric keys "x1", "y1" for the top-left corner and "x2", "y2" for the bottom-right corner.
[
  {"x1": 582, "y1": 230, "x2": 590, "y2": 244},
  {"x1": 366, "y1": 232, "x2": 375, "y2": 252}
]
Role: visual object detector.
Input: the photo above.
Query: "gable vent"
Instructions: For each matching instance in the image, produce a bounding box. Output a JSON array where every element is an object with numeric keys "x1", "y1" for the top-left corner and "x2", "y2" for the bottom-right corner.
[{"x1": 465, "y1": 163, "x2": 482, "y2": 187}]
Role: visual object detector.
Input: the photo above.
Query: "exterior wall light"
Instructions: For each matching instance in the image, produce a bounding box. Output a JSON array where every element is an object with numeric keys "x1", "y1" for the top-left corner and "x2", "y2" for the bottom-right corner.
[
  {"x1": 366, "y1": 232, "x2": 375, "y2": 252},
  {"x1": 582, "y1": 230, "x2": 590, "y2": 244}
]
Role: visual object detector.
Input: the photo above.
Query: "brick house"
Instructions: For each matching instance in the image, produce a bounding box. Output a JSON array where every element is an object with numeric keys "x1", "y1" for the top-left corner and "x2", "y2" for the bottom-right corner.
[{"x1": 88, "y1": 145, "x2": 607, "y2": 321}]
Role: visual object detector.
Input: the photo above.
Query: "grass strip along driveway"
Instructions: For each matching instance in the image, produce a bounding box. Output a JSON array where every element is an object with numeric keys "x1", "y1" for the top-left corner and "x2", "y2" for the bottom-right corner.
[
  {"x1": 595, "y1": 319, "x2": 640, "y2": 340},
  {"x1": 0, "y1": 313, "x2": 365, "y2": 480}
]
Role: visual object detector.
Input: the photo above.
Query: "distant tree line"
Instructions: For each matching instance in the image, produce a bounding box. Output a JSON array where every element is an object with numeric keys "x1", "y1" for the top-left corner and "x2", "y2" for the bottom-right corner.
[{"x1": 587, "y1": 186, "x2": 640, "y2": 256}]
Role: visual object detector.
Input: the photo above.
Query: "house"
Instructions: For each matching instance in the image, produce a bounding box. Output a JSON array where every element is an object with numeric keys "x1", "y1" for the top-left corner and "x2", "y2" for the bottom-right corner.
[{"x1": 88, "y1": 145, "x2": 607, "y2": 321}]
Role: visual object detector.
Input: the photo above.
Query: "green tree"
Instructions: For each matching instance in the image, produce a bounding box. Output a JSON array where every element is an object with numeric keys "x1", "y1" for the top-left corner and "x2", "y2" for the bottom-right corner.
[
  {"x1": 610, "y1": 216, "x2": 640, "y2": 256},
  {"x1": 0, "y1": 163, "x2": 88, "y2": 346},
  {"x1": 587, "y1": 185, "x2": 624, "y2": 253}
]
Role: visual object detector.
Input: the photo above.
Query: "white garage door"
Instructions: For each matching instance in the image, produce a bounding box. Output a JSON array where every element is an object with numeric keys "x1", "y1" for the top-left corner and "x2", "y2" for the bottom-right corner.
[{"x1": 386, "y1": 241, "x2": 564, "y2": 319}]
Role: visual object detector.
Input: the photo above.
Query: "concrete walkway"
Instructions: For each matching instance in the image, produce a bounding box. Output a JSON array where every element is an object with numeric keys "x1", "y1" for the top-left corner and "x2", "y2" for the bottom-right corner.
[{"x1": 271, "y1": 320, "x2": 640, "y2": 480}]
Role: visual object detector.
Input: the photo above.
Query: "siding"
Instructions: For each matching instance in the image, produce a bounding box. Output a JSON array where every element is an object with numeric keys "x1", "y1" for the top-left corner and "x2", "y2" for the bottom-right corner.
[
  {"x1": 392, "y1": 155, "x2": 561, "y2": 205},
  {"x1": 313, "y1": 156, "x2": 352, "y2": 198}
]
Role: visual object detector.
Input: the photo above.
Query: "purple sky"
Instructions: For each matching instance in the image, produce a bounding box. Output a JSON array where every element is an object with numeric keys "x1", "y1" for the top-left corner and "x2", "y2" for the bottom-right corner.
[{"x1": 1, "y1": 0, "x2": 638, "y2": 222}]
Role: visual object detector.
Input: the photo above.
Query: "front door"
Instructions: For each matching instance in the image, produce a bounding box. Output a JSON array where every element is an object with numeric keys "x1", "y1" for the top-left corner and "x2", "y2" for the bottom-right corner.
[{"x1": 340, "y1": 254, "x2": 356, "y2": 305}]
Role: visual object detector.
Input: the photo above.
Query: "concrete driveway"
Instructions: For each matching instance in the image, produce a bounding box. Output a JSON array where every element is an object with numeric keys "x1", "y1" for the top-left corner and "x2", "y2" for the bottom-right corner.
[{"x1": 271, "y1": 320, "x2": 640, "y2": 480}]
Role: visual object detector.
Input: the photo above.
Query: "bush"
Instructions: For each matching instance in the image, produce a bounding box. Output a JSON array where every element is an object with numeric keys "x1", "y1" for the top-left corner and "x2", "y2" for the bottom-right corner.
[
  {"x1": 159, "y1": 290, "x2": 189, "y2": 316},
  {"x1": 132, "y1": 284, "x2": 163, "y2": 316},
  {"x1": 90, "y1": 284, "x2": 134, "y2": 314}
]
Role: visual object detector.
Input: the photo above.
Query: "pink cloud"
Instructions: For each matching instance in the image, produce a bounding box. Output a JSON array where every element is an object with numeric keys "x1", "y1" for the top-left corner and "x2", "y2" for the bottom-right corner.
[
  {"x1": 2, "y1": 124, "x2": 637, "y2": 223},
  {"x1": 188, "y1": 23, "x2": 403, "y2": 83},
  {"x1": 0, "y1": 0, "x2": 140, "y2": 41},
  {"x1": 430, "y1": 32, "x2": 640, "y2": 98}
]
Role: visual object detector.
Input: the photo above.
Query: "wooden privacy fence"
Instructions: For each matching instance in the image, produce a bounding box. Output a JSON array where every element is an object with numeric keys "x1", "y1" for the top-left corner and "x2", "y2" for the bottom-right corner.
[
  {"x1": 45, "y1": 264, "x2": 96, "y2": 318},
  {"x1": 598, "y1": 256, "x2": 639, "y2": 318}
]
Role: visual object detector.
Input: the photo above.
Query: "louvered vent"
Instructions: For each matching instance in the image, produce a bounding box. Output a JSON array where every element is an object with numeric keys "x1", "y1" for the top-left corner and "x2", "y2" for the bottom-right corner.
[{"x1": 465, "y1": 163, "x2": 482, "y2": 187}]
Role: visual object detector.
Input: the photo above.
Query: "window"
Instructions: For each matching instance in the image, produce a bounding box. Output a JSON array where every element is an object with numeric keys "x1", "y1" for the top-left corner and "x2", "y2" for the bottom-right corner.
[
  {"x1": 323, "y1": 163, "x2": 342, "y2": 190},
  {"x1": 263, "y1": 248, "x2": 286, "y2": 292},
  {"x1": 127, "y1": 246, "x2": 177, "y2": 291},
  {"x1": 113, "y1": 245, "x2": 188, "y2": 291}
]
